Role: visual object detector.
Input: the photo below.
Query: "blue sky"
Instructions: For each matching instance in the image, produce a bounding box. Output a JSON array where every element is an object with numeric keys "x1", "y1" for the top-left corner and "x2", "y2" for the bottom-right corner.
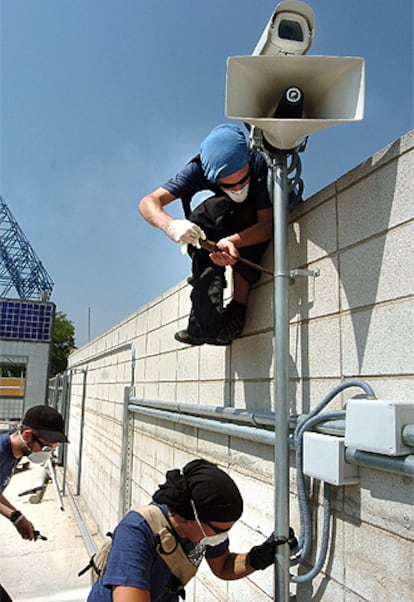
[{"x1": 1, "y1": 0, "x2": 413, "y2": 347}]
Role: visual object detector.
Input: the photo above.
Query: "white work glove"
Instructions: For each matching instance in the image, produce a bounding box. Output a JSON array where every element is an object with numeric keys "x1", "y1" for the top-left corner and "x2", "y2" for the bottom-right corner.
[{"x1": 165, "y1": 219, "x2": 206, "y2": 248}]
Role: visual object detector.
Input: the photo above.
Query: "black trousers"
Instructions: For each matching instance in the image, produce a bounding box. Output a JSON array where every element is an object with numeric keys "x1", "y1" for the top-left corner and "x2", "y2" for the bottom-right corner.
[{"x1": 186, "y1": 195, "x2": 269, "y2": 339}]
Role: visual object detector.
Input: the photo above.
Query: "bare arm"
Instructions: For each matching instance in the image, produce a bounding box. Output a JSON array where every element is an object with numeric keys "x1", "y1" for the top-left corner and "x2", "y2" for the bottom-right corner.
[
  {"x1": 207, "y1": 549, "x2": 255, "y2": 580},
  {"x1": 225, "y1": 207, "x2": 273, "y2": 248},
  {"x1": 0, "y1": 493, "x2": 16, "y2": 515},
  {"x1": 113, "y1": 585, "x2": 150, "y2": 602},
  {"x1": 138, "y1": 187, "x2": 177, "y2": 233},
  {"x1": 0, "y1": 495, "x2": 35, "y2": 540}
]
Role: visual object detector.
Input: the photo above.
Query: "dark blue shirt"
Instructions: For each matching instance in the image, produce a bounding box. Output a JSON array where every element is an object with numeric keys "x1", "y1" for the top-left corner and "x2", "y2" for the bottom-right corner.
[
  {"x1": 162, "y1": 152, "x2": 272, "y2": 212},
  {"x1": 87, "y1": 504, "x2": 228, "y2": 602},
  {"x1": 0, "y1": 433, "x2": 19, "y2": 494}
]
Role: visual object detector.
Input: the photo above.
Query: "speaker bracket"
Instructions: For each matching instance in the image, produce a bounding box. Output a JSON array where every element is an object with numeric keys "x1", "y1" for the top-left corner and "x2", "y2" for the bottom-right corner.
[{"x1": 289, "y1": 267, "x2": 320, "y2": 284}]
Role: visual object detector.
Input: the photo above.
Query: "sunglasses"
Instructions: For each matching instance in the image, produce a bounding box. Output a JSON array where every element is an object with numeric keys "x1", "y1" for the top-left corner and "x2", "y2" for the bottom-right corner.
[
  {"x1": 203, "y1": 520, "x2": 229, "y2": 534},
  {"x1": 31, "y1": 432, "x2": 54, "y2": 452},
  {"x1": 218, "y1": 170, "x2": 251, "y2": 189},
  {"x1": 190, "y1": 499, "x2": 229, "y2": 534}
]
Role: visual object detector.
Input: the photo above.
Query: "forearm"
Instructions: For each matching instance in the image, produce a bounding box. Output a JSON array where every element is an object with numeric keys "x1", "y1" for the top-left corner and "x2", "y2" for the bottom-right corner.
[
  {"x1": 0, "y1": 495, "x2": 17, "y2": 518},
  {"x1": 226, "y1": 220, "x2": 273, "y2": 249},
  {"x1": 0, "y1": 496, "x2": 34, "y2": 539},
  {"x1": 209, "y1": 552, "x2": 256, "y2": 581},
  {"x1": 138, "y1": 188, "x2": 175, "y2": 233}
]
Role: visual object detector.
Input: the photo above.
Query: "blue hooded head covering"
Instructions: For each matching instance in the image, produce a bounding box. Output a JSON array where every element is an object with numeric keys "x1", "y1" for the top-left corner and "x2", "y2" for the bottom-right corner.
[{"x1": 200, "y1": 123, "x2": 250, "y2": 183}]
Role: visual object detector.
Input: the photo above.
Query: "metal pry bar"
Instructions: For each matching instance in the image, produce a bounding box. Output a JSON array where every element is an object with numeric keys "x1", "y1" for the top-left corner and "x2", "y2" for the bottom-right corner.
[{"x1": 199, "y1": 238, "x2": 273, "y2": 276}]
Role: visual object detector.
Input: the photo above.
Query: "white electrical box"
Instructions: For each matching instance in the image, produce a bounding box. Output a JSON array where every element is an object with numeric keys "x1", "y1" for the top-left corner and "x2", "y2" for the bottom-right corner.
[
  {"x1": 345, "y1": 399, "x2": 414, "y2": 456},
  {"x1": 303, "y1": 432, "x2": 359, "y2": 485}
]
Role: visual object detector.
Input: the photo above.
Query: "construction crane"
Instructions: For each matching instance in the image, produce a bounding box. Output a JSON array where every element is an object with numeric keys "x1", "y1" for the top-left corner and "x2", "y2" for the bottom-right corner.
[{"x1": 0, "y1": 196, "x2": 54, "y2": 300}]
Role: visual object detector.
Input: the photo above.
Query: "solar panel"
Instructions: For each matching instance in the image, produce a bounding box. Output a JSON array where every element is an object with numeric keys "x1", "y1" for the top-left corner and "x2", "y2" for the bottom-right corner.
[{"x1": 0, "y1": 299, "x2": 55, "y2": 341}]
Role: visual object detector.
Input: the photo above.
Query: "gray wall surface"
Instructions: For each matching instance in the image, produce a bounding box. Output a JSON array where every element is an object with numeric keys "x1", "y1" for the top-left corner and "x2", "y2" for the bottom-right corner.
[{"x1": 66, "y1": 130, "x2": 414, "y2": 601}]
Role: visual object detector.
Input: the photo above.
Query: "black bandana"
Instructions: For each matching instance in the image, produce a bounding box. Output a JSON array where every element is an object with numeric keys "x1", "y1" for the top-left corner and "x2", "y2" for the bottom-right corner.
[{"x1": 153, "y1": 459, "x2": 243, "y2": 522}]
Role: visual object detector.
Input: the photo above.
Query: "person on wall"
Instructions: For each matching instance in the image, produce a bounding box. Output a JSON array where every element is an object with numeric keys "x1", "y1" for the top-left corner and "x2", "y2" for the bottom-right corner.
[{"x1": 138, "y1": 123, "x2": 273, "y2": 346}]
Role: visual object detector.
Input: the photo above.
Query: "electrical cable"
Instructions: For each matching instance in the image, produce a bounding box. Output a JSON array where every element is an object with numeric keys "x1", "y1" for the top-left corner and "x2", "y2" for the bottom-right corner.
[{"x1": 290, "y1": 379, "x2": 376, "y2": 583}]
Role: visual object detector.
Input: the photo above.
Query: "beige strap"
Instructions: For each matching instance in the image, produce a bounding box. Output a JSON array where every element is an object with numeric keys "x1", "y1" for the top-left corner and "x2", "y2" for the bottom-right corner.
[{"x1": 136, "y1": 505, "x2": 197, "y2": 586}]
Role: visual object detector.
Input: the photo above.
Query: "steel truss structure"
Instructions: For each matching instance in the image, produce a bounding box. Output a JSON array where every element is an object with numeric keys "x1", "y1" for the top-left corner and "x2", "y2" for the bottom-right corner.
[{"x1": 0, "y1": 196, "x2": 54, "y2": 300}]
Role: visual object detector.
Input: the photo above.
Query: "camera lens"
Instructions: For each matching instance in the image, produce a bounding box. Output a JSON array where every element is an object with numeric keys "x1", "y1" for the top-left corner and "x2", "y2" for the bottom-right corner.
[{"x1": 278, "y1": 19, "x2": 304, "y2": 42}]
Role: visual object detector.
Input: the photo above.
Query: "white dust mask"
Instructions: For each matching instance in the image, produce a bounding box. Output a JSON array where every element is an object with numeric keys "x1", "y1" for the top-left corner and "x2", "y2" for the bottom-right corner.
[
  {"x1": 225, "y1": 182, "x2": 250, "y2": 203},
  {"x1": 28, "y1": 450, "x2": 52, "y2": 464},
  {"x1": 199, "y1": 531, "x2": 229, "y2": 547}
]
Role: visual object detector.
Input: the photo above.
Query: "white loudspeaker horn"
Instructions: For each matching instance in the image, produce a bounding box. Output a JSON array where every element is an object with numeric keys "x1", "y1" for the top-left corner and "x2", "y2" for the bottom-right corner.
[{"x1": 226, "y1": 55, "x2": 365, "y2": 150}]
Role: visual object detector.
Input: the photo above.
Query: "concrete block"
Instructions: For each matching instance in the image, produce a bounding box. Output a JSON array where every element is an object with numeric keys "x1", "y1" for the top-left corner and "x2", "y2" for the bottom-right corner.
[
  {"x1": 337, "y1": 131, "x2": 413, "y2": 194},
  {"x1": 289, "y1": 197, "x2": 337, "y2": 266},
  {"x1": 338, "y1": 151, "x2": 413, "y2": 248},
  {"x1": 344, "y1": 467, "x2": 414, "y2": 538},
  {"x1": 157, "y1": 380, "x2": 177, "y2": 402},
  {"x1": 244, "y1": 280, "x2": 274, "y2": 334},
  {"x1": 196, "y1": 431, "x2": 231, "y2": 465},
  {"x1": 231, "y1": 379, "x2": 273, "y2": 412},
  {"x1": 289, "y1": 376, "x2": 344, "y2": 417},
  {"x1": 142, "y1": 381, "x2": 159, "y2": 400},
  {"x1": 360, "y1": 376, "x2": 413, "y2": 403},
  {"x1": 290, "y1": 255, "x2": 339, "y2": 323},
  {"x1": 157, "y1": 350, "x2": 178, "y2": 382},
  {"x1": 159, "y1": 321, "x2": 180, "y2": 353},
  {"x1": 298, "y1": 316, "x2": 341, "y2": 378},
  {"x1": 295, "y1": 574, "x2": 346, "y2": 602},
  {"x1": 144, "y1": 354, "x2": 160, "y2": 381},
  {"x1": 134, "y1": 311, "x2": 148, "y2": 337},
  {"x1": 342, "y1": 299, "x2": 414, "y2": 376},
  {"x1": 160, "y1": 289, "x2": 179, "y2": 325},
  {"x1": 231, "y1": 331, "x2": 274, "y2": 380},
  {"x1": 176, "y1": 346, "x2": 200, "y2": 381},
  {"x1": 177, "y1": 280, "x2": 192, "y2": 318},
  {"x1": 343, "y1": 520, "x2": 413, "y2": 601},
  {"x1": 340, "y1": 223, "x2": 414, "y2": 311},
  {"x1": 146, "y1": 302, "x2": 162, "y2": 333},
  {"x1": 230, "y1": 440, "x2": 274, "y2": 480},
  {"x1": 176, "y1": 380, "x2": 200, "y2": 404},
  {"x1": 236, "y1": 471, "x2": 274, "y2": 533},
  {"x1": 146, "y1": 329, "x2": 161, "y2": 355},
  {"x1": 227, "y1": 575, "x2": 272, "y2": 601},
  {"x1": 200, "y1": 344, "x2": 230, "y2": 380},
  {"x1": 192, "y1": 567, "x2": 229, "y2": 602},
  {"x1": 198, "y1": 380, "x2": 231, "y2": 406}
]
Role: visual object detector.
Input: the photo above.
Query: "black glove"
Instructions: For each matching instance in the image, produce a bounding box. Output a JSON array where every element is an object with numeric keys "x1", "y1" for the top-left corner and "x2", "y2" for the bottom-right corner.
[{"x1": 248, "y1": 528, "x2": 297, "y2": 571}]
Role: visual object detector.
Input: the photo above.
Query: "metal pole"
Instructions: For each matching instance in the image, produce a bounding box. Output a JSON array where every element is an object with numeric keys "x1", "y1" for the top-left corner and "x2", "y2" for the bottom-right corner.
[
  {"x1": 272, "y1": 151, "x2": 291, "y2": 601},
  {"x1": 76, "y1": 369, "x2": 87, "y2": 495}
]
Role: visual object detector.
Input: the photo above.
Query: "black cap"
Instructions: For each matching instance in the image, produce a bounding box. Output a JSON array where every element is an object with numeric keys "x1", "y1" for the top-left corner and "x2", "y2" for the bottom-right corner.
[
  {"x1": 23, "y1": 405, "x2": 69, "y2": 443},
  {"x1": 153, "y1": 459, "x2": 243, "y2": 522}
]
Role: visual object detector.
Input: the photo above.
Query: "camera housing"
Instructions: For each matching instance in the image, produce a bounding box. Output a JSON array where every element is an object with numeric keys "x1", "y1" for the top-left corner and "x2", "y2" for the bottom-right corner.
[{"x1": 253, "y1": 0, "x2": 315, "y2": 57}]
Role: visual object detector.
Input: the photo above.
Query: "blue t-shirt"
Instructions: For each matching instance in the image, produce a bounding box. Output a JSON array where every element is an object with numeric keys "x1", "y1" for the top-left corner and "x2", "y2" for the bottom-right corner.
[
  {"x1": 87, "y1": 504, "x2": 229, "y2": 602},
  {"x1": 162, "y1": 152, "x2": 272, "y2": 212},
  {"x1": 0, "y1": 433, "x2": 19, "y2": 494}
]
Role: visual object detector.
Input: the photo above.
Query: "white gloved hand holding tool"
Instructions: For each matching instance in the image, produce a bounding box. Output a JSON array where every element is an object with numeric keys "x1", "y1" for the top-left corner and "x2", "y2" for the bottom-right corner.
[{"x1": 166, "y1": 219, "x2": 206, "y2": 248}]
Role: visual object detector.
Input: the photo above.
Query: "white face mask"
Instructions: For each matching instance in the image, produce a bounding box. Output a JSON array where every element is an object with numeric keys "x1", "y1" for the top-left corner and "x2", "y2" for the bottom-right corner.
[
  {"x1": 19, "y1": 432, "x2": 52, "y2": 464},
  {"x1": 199, "y1": 531, "x2": 229, "y2": 547},
  {"x1": 28, "y1": 450, "x2": 52, "y2": 464},
  {"x1": 224, "y1": 182, "x2": 250, "y2": 203}
]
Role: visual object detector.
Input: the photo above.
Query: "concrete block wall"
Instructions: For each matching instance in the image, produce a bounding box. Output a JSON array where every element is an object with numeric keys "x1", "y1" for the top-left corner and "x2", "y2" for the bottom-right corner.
[{"x1": 66, "y1": 130, "x2": 414, "y2": 601}]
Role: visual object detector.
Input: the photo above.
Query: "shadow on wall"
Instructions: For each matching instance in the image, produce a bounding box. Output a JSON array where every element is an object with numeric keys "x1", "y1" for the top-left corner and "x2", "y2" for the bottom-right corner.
[
  {"x1": 337, "y1": 139, "x2": 401, "y2": 370},
  {"x1": 236, "y1": 137, "x2": 401, "y2": 414}
]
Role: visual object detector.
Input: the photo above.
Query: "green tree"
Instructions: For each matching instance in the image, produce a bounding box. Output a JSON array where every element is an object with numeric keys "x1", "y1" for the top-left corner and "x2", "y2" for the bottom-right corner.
[{"x1": 51, "y1": 311, "x2": 75, "y2": 376}]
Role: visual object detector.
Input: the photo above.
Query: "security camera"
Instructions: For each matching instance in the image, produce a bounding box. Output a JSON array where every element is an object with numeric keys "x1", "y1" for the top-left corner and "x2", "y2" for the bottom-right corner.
[{"x1": 253, "y1": 0, "x2": 315, "y2": 57}]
